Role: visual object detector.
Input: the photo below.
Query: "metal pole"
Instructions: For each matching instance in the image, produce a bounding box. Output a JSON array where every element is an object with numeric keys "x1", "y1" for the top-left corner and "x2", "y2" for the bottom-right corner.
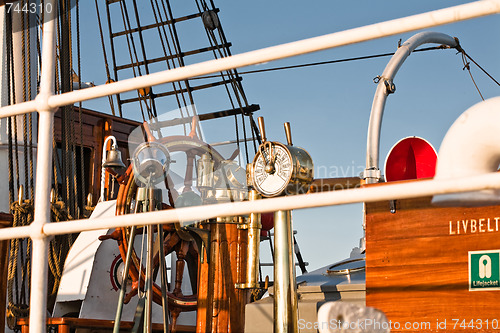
[
  {"x1": 29, "y1": 1, "x2": 57, "y2": 332},
  {"x1": 158, "y1": 225, "x2": 170, "y2": 333},
  {"x1": 273, "y1": 210, "x2": 298, "y2": 333},
  {"x1": 113, "y1": 226, "x2": 137, "y2": 333},
  {"x1": 235, "y1": 190, "x2": 262, "y2": 290},
  {"x1": 144, "y1": 224, "x2": 153, "y2": 333},
  {"x1": 246, "y1": 191, "x2": 261, "y2": 288}
]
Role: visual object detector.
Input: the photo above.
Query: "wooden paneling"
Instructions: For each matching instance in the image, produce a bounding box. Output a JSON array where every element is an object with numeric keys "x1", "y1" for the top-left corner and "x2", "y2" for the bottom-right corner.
[
  {"x1": 53, "y1": 107, "x2": 141, "y2": 205},
  {"x1": 366, "y1": 185, "x2": 500, "y2": 332},
  {"x1": 307, "y1": 177, "x2": 361, "y2": 193},
  {"x1": 196, "y1": 222, "x2": 249, "y2": 333}
]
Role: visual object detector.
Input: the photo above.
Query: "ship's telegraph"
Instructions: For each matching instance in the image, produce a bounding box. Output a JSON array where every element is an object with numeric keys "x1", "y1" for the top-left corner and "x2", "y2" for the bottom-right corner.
[{"x1": 248, "y1": 117, "x2": 314, "y2": 197}]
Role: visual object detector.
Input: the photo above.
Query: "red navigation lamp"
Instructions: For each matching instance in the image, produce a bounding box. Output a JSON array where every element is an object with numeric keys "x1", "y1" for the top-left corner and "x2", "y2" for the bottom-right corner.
[{"x1": 384, "y1": 136, "x2": 437, "y2": 182}]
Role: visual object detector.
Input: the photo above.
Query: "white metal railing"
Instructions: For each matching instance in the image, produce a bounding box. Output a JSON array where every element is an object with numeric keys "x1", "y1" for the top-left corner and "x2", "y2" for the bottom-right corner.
[
  {"x1": 0, "y1": 1, "x2": 499, "y2": 332},
  {"x1": 2, "y1": 0, "x2": 500, "y2": 119},
  {"x1": 1, "y1": 172, "x2": 500, "y2": 241}
]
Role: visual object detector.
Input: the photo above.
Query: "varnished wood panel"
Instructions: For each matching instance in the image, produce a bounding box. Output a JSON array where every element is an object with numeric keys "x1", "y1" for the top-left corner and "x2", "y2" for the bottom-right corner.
[
  {"x1": 307, "y1": 177, "x2": 361, "y2": 193},
  {"x1": 366, "y1": 186, "x2": 500, "y2": 332},
  {"x1": 196, "y1": 223, "x2": 249, "y2": 333}
]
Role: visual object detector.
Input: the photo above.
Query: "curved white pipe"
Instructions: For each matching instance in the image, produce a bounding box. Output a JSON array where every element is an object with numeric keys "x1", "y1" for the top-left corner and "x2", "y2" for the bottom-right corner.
[
  {"x1": 432, "y1": 97, "x2": 500, "y2": 206},
  {"x1": 364, "y1": 32, "x2": 457, "y2": 183}
]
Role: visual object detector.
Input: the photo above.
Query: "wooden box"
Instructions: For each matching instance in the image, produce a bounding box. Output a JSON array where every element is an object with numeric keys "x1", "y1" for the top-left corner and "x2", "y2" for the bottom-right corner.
[{"x1": 366, "y1": 183, "x2": 500, "y2": 332}]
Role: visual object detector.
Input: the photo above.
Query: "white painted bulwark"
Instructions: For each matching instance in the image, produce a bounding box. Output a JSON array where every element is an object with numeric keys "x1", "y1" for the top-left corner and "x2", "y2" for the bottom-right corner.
[{"x1": 53, "y1": 200, "x2": 116, "y2": 314}]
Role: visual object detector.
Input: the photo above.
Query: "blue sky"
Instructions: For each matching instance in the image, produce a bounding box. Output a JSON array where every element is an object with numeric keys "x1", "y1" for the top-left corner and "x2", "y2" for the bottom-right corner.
[{"x1": 77, "y1": 1, "x2": 500, "y2": 272}]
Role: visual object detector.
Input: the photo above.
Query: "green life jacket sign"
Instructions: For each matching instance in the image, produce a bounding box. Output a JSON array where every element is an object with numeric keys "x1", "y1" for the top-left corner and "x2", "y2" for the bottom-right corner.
[{"x1": 469, "y1": 250, "x2": 500, "y2": 291}]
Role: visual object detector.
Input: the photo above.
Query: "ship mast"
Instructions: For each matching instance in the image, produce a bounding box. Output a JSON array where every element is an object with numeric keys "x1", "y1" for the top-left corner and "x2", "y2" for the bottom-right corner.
[
  {"x1": 100, "y1": 0, "x2": 260, "y2": 149},
  {"x1": 98, "y1": 1, "x2": 262, "y2": 332}
]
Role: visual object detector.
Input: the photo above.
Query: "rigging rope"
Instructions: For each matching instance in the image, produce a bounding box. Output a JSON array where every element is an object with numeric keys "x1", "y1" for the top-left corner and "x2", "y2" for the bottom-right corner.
[
  {"x1": 454, "y1": 39, "x2": 499, "y2": 100},
  {"x1": 461, "y1": 52, "x2": 484, "y2": 101},
  {"x1": 27, "y1": 1, "x2": 36, "y2": 203},
  {"x1": 7, "y1": 198, "x2": 33, "y2": 329},
  {"x1": 4, "y1": 11, "x2": 26, "y2": 329},
  {"x1": 190, "y1": 47, "x2": 448, "y2": 80},
  {"x1": 102, "y1": 0, "x2": 259, "y2": 158},
  {"x1": 21, "y1": 1, "x2": 30, "y2": 204},
  {"x1": 157, "y1": 0, "x2": 196, "y2": 134},
  {"x1": 148, "y1": 0, "x2": 189, "y2": 136},
  {"x1": 196, "y1": 0, "x2": 255, "y2": 163},
  {"x1": 150, "y1": 0, "x2": 193, "y2": 129},
  {"x1": 6, "y1": 9, "x2": 14, "y2": 207},
  {"x1": 131, "y1": 0, "x2": 159, "y2": 118},
  {"x1": 454, "y1": 38, "x2": 500, "y2": 101},
  {"x1": 94, "y1": 0, "x2": 117, "y2": 116},
  {"x1": 461, "y1": 50, "x2": 500, "y2": 87},
  {"x1": 455, "y1": 37, "x2": 500, "y2": 86},
  {"x1": 5, "y1": 4, "x2": 81, "y2": 324},
  {"x1": 76, "y1": 0, "x2": 86, "y2": 218},
  {"x1": 118, "y1": 0, "x2": 151, "y2": 120},
  {"x1": 67, "y1": 0, "x2": 80, "y2": 218},
  {"x1": 188, "y1": 43, "x2": 500, "y2": 102}
]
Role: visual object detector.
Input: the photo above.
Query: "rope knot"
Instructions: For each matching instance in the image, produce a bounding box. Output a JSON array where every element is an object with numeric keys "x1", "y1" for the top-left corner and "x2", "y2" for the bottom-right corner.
[
  {"x1": 6, "y1": 303, "x2": 29, "y2": 329},
  {"x1": 10, "y1": 201, "x2": 34, "y2": 221},
  {"x1": 51, "y1": 201, "x2": 72, "y2": 222}
]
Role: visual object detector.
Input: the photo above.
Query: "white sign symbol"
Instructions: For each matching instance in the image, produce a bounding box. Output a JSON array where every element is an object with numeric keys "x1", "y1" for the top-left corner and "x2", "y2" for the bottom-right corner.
[{"x1": 479, "y1": 255, "x2": 492, "y2": 279}]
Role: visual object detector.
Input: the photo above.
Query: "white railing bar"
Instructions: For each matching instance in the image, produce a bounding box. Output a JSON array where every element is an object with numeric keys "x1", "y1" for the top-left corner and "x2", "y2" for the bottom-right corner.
[
  {"x1": 0, "y1": 0, "x2": 499, "y2": 119},
  {"x1": 1, "y1": 172, "x2": 499, "y2": 241},
  {"x1": 29, "y1": 0, "x2": 58, "y2": 332},
  {"x1": 0, "y1": 100, "x2": 38, "y2": 117},
  {"x1": 3, "y1": 225, "x2": 32, "y2": 240},
  {"x1": 41, "y1": 0, "x2": 500, "y2": 107},
  {"x1": 34, "y1": 173, "x2": 500, "y2": 233}
]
